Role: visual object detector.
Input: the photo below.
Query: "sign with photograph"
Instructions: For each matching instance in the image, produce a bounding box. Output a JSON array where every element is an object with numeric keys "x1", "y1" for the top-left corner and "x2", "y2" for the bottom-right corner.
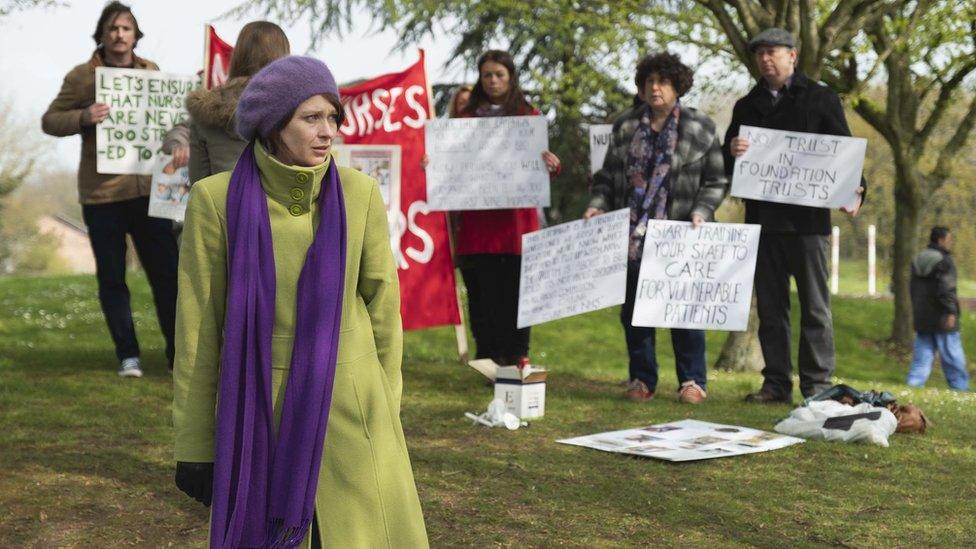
[
  {"x1": 731, "y1": 125, "x2": 866, "y2": 209},
  {"x1": 517, "y1": 209, "x2": 629, "y2": 328},
  {"x1": 147, "y1": 154, "x2": 190, "y2": 222},
  {"x1": 333, "y1": 144, "x2": 402, "y2": 255},
  {"x1": 631, "y1": 220, "x2": 761, "y2": 331},
  {"x1": 424, "y1": 115, "x2": 550, "y2": 210},
  {"x1": 558, "y1": 419, "x2": 804, "y2": 462}
]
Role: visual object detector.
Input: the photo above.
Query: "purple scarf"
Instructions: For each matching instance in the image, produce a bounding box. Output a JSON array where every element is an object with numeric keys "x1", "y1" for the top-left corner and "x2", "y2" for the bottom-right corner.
[
  {"x1": 626, "y1": 102, "x2": 680, "y2": 262},
  {"x1": 210, "y1": 143, "x2": 347, "y2": 549}
]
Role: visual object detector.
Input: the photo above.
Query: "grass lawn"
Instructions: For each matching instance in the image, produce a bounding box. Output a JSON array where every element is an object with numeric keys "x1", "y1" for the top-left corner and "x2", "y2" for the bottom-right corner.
[{"x1": 1, "y1": 273, "x2": 975, "y2": 546}]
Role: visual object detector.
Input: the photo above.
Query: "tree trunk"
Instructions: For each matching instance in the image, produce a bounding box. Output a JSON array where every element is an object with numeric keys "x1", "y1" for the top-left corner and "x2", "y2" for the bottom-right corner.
[
  {"x1": 714, "y1": 293, "x2": 764, "y2": 371},
  {"x1": 890, "y1": 158, "x2": 921, "y2": 348}
]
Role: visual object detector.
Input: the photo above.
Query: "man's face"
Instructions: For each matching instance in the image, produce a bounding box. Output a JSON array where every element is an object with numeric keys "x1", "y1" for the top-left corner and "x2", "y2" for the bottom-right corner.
[
  {"x1": 754, "y1": 45, "x2": 796, "y2": 82},
  {"x1": 941, "y1": 233, "x2": 954, "y2": 250},
  {"x1": 101, "y1": 13, "x2": 137, "y2": 57}
]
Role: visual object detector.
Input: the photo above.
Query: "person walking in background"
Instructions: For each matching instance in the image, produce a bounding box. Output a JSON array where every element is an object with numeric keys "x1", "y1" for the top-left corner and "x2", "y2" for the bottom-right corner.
[
  {"x1": 907, "y1": 226, "x2": 970, "y2": 390},
  {"x1": 452, "y1": 50, "x2": 561, "y2": 366},
  {"x1": 41, "y1": 1, "x2": 177, "y2": 378},
  {"x1": 724, "y1": 28, "x2": 866, "y2": 404},
  {"x1": 172, "y1": 56, "x2": 428, "y2": 547},
  {"x1": 161, "y1": 21, "x2": 291, "y2": 183},
  {"x1": 586, "y1": 52, "x2": 728, "y2": 403}
]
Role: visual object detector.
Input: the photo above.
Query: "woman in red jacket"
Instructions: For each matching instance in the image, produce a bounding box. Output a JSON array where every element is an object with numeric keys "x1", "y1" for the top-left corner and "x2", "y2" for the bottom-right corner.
[{"x1": 455, "y1": 50, "x2": 561, "y2": 366}]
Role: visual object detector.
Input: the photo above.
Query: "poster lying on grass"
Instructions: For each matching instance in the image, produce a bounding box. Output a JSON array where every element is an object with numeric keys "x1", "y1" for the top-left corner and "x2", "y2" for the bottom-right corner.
[
  {"x1": 557, "y1": 419, "x2": 804, "y2": 462},
  {"x1": 731, "y1": 125, "x2": 866, "y2": 209},
  {"x1": 517, "y1": 208, "x2": 629, "y2": 328},
  {"x1": 147, "y1": 154, "x2": 190, "y2": 222},
  {"x1": 631, "y1": 220, "x2": 761, "y2": 331},
  {"x1": 425, "y1": 115, "x2": 550, "y2": 210},
  {"x1": 95, "y1": 67, "x2": 196, "y2": 175}
]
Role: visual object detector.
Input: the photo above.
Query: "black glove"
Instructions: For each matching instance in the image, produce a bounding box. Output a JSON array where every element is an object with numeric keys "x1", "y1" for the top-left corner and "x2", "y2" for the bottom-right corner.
[{"x1": 175, "y1": 461, "x2": 214, "y2": 507}]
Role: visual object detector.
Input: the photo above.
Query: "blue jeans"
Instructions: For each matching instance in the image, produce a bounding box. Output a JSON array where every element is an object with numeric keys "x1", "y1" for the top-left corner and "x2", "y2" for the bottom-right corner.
[
  {"x1": 907, "y1": 331, "x2": 970, "y2": 390},
  {"x1": 620, "y1": 266, "x2": 707, "y2": 391}
]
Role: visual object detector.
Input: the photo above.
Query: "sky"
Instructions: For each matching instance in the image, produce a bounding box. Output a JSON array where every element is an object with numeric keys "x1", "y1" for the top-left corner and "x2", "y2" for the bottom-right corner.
[{"x1": 0, "y1": 0, "x2": 465, "y2": 170}]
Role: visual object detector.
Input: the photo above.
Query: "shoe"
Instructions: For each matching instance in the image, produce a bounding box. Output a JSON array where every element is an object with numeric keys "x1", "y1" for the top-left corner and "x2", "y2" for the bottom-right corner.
[
  {"x1": 678, "y1": 381, "x2": 707, "y2": 404},
  {"x1": 743, "y1": 388, "x2": 791, "y2": 404},
  {"x1": 625, "y1": 379, "x2": 655, "y2": 401},
  {"x1": 118, "y1": 357, "x2": 144, "y2": 378}
]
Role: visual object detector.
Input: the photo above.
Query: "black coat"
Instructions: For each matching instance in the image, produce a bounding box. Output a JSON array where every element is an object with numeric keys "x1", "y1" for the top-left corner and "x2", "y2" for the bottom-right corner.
[
  {"x1": 911, "y1": 245, "x2": 961, "y2": 333},
  {"x1": 722, "y1": 72, "x2": 866, "y2": 235}
]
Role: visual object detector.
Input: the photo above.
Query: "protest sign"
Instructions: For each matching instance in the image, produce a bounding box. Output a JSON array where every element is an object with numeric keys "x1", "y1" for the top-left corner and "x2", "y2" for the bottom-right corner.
[
  {"x1": 589, "y1": 124, "x2": 613, "y2": 174},
  {"x1": 731, "y1": 125, "x2": 866, "y2": 209},
  {"x1": 148, "y1": 154, "x2": 190, "y2": 222},
  {"x1": 333, "y1": 144, "x2": 402, "y2": 254},
  {"x1": 339, "y1": 51, "x2": 462, "y2": 331},
  {"x1": 517, "y1": 209, "x2": 629, "y2": 328},
  {"x1": 425, "y1": 115, "x2": 550, "y2": 210},
  {"x1": 557, "y1": 419, "x2": 803, "y2": 462},
  {"x1": 631, "y1": 220, "x2": 760, "y2": 331},
  {"x1": 95, "y1": 67, "x2": 196, "y2": 175}
]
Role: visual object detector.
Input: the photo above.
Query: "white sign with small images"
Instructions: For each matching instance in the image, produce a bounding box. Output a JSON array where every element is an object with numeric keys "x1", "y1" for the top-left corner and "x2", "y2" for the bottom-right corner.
[
  {"x1": 589, "y1": 124, "x2": 613, "y2": 174},
  {"x1": 94, "y1": 67, "x2": 197, "y2": 175},
  {"x1": 731, "y1": 125, "x2": 866, "y2": 209},
  {"x1": 631, "y1": 220, "x2": 761, "y2": 331},
  {"x1": 517, "y1": 208, "x2": 629, "y2": 328},
  {"x1": 424, "y1": 115, "x2": 550, "y2": 210},
  {"x1": 558, "y1": 419, "x2": 804, "y2": 462},
  {"x1": 147, "y1": 154, "x2": 190, "y2": 222},
  {"x1": 332, "y1": 144, "x2": 402, "y2": 256}
]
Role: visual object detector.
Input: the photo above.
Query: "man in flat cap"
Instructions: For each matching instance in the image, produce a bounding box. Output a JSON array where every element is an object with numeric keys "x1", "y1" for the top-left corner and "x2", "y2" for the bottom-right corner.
[{"x1": 723, "y1": 28, "x2": 865, "y2": 404}]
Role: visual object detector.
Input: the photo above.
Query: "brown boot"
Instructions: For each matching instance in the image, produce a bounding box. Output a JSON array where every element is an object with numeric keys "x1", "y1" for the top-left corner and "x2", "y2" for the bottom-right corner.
[{"x1": 744, "y1": 388, "x2": 792, "y2": 404}]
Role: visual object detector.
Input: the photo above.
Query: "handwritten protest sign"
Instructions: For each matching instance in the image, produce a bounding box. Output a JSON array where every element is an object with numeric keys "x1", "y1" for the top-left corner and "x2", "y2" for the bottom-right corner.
[
  {"x1": 95, "y1": 67, "x2": 197, "y2": 175},
  {"x1": 631, "y1": 221, "x2": 760, "y2": 331},
  {"x1": 425, "y1": 116, "x2": 550, "y2": 210},
  {"x1": 589, "y1": 124, "x2": 613, "y2": 174},
  {"x1": 517, "y1": 209, "x2": 629, "y2": 328},
  {"x1": 590, "y1": 124, "x2": 613, "y2": 174},
  {"x1": 333, "y1": 144, "x2": 401, "y2": 255},
  {"x1": 148, "y1": 154, "x2": 190, "y2": 222},
  {"x1": 731, "y1": 125, "x2": 866, "y2": 209}
]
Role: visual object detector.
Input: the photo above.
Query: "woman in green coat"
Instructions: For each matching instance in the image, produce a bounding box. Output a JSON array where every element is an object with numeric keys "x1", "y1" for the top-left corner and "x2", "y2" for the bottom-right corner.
[{"x1": 172, "y1": 56, "x2": 428, "y2": 549}]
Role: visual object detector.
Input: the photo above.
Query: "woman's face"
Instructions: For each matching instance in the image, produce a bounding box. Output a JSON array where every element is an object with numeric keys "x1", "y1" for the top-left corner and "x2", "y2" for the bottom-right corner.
[
  {"x1": 643, "y1": 73, "x2": 678, "y2": 111},
  {"x1": 454, "y1": 89, "x2": 471, "y2": 112},
  {"x1": 275, "y1": 95, "x2": 339, "y2": 167},
  {"x1": 479, "y1": 61, "x2": 511, "y2": 103}
]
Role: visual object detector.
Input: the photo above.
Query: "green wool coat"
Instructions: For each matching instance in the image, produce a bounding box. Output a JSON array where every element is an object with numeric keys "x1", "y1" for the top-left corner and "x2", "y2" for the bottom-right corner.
[{"x1": 172, "y1": 143, "x2": 428, "y2": 548}]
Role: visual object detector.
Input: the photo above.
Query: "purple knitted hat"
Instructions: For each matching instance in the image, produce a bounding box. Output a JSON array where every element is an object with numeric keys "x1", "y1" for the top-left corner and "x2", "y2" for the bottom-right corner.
[{"x1": 235, "y1": 55, "x2": 339, "y2": 141}]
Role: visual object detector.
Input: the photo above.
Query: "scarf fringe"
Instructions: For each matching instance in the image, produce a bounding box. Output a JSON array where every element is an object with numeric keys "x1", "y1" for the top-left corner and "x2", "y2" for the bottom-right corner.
[{"x1": 267, "y1": 517, "x2": 312, "y2": 549}]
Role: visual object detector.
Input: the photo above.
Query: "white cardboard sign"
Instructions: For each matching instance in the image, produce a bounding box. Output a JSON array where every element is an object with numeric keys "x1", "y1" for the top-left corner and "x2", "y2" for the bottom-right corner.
[
  {"x1": 589, "y1": 124, "x2": 613, "y2": 174},
  {"x1": 95, "y1": 67, "x2": 196, "y2": 175},
  {"x1": 332, "y1": 144, "x2": 402, "y2": 257},
  {"x1": 731, "y1": 125, "x2": 866, "y2": 209},
  {"x1": 147, "y1": 154, "x2": 189, "y2": 222},
  {"x1": 424, "y1": 115, "x2": 550, "y2": 210},
  {"x1": 631, "y1": 220, "x2": 760, "y2": 331},
  {"x1": 517, "y1": 208, "x2": 629, "y2": 328}
]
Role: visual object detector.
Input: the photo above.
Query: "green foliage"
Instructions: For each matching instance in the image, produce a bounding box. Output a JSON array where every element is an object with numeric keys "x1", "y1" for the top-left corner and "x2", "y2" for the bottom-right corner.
[
  {"x1": 2, "y1": 274, "x2": 976, "y2": 545},
  {"x1": 0, "y1": 0, "x2": 62, "y2": 17}
]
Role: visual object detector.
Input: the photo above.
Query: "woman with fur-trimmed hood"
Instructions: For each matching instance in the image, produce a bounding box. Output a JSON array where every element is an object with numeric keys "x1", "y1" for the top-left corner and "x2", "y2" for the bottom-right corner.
[{"x1": 162, "y1": 21, "x2": 290, "y2": 183}]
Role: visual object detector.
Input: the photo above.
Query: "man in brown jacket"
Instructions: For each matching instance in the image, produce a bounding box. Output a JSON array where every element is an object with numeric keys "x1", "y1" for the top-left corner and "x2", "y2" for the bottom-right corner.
[{"x1": 42, "y1": 2, "x2": 178, "y2": 378}]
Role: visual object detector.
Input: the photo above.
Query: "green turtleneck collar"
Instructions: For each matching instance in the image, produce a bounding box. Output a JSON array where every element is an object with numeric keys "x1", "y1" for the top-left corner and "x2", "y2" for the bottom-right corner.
[{"x1": 254, "y1": 141, "x2": 332, "y2": 217}]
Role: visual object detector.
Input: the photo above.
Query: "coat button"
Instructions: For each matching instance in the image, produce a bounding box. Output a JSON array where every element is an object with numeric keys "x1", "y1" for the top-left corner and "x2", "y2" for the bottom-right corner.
[
  {"x1": 296, "y1": 172, "x2": 309, "y2": 184},
  {"x1": 290, "y1": 187, "x2": 305, "y2": 201},
  {"x1": 288, "y1": 204, "x2": 303, "y2": 216}
]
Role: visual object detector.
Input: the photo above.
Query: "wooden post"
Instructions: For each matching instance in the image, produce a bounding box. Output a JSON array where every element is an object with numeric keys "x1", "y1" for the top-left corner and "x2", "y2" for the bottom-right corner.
[
  {"x1": 831, "y1": 225, "x2": 840, "y2": 295},
  {"x1": 868, "y1": 224, "x2": 877, "y2": 296}
]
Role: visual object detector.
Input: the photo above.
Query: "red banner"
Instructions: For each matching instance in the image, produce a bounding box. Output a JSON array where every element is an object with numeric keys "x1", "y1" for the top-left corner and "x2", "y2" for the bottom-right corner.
[
  {"x1": 204, "y1": 25, "x2": 233, "y2": 89},
  {"x1": 339, "y1": 51, "x2": 462, "y2": 330}
]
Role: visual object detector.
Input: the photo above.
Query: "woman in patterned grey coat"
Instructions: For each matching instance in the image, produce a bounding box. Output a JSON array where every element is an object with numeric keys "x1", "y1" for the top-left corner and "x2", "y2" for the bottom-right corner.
[{"x1": 585, "y1": 52, "x2": 728, "y2": 404}]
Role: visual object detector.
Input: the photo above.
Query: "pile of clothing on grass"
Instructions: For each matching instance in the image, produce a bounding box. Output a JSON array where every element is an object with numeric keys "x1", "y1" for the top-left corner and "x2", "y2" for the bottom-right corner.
[{"x1": 774, "y1": 384, "x2": 930, "y2": 447}]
